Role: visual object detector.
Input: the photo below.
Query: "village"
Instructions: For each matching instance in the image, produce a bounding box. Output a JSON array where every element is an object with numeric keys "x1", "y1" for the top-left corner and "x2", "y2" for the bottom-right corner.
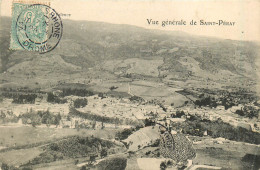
[{"x1": 0, "y1": 91, "x2": 259, "y2": 135}]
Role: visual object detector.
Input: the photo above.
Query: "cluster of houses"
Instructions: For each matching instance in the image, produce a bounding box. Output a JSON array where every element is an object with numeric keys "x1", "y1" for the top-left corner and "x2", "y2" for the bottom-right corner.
[{"x1": 0, "y1": 92, "x2": 258, "y2": 133}]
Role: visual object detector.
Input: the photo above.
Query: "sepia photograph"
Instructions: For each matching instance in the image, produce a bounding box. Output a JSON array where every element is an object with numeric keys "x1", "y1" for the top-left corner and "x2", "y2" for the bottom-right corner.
[{"x1": 0, "y1": 0, "x2": 259, "y2": 169}]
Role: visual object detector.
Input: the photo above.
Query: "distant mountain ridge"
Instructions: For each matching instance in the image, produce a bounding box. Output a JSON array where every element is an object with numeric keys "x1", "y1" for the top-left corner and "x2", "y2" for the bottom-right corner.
[{"x1": 0, "y1": 16, "x2": 259, "y2": 89}]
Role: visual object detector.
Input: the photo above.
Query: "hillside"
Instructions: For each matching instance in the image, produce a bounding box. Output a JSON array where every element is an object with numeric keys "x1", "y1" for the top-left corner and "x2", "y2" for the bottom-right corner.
[{"x1": 0, "y1": 16, "x2": 259, "y2": 93}]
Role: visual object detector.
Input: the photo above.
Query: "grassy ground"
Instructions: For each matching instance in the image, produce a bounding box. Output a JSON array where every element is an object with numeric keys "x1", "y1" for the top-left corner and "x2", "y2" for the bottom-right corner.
[
  {"x1": 25, "y1": 158, "x2": 80, "y2": 170},
  {"x1": 0, "y1": 126, "x2": 121, "y2": 169},
  {"x1": 0, "y1": 148, "x2": 43, "y2": 167},
  {"x1": 0, "y1": 126, "x2": 119, "y2": 148},
  {"x1": 192, "y1": 137, "x2": 260, "y2": 169}
]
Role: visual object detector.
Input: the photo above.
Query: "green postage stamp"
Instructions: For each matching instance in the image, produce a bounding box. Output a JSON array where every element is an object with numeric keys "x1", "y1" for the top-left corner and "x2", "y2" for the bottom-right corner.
[{"x1": 10, "y1": 1, "x2": 62, "y2": 53}]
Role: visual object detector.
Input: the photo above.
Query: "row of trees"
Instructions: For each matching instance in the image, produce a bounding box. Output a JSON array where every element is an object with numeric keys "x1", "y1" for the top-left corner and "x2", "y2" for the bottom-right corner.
[
  {"x1": 61, "y1": 88, "x2": 94, "y2": 97},
  {"x1": 47, "y1": 93, "x2": 67, "y2": 104},
  {"x1": 12, "y1": 94, "x2": 37, "y2": 104},
  {"x1": 70, "y1": 108, "x2": 144, "y2": 127},
  {"x1": 175, "y1": 116, "x2": 260, "y2": 144},
  {"x1": 115, "y1": 128, "x2": 135, "y2": 140},
  {"x1": 0, "y1": 111, "x2": 19, "y2": 123},
  {"x1": 20, "y1": 110, "x2": 62, "y2": 127},
  {"x1": 194, "y1": 95, "x2": 240, "y2": 110},
  {"x1": 69, "y1": 108, "x2": 123, "y2": 125}
]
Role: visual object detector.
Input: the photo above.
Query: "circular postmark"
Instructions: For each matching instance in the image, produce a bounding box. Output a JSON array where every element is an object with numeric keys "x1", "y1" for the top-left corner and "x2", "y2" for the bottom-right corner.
[{"x1": 15, "y1": 4, "x2": 62, "y2": 53}]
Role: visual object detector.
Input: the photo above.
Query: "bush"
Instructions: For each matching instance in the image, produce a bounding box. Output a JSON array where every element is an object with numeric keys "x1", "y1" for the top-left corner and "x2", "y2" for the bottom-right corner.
[
  {"x1": 151, "y1": 139, "x2": 160, "y2": 147},
  {"x1": 116, "y1": 128, "x2": 134, "y2": 140},
  {"x1": 235, "y1": 106, "x2": 259, "y2": 119},
  {"x1": 194, "y1": 96, "x2": 217, "y2": 108},
  {"x1": 80, "y1": 166, "x2": 87, "y2": 170},
  {"x1": 129, "y1": 95, "x2": 144, "y2": 102},
  {"x1": 47, "y1": 93, "x2": 67, "y2": 104},
  {"x1": 179, "y1": 118, "x2": 260, "y2": 144},
  {"x1": 24, "y1": 151, "x2": 64, "y2": 165},
  {"x1": 109, "y1": 86, "x2": 118, "y2": 91},
  {"x1": 74, "y1": 98, "x2": 88, "y2": 108},
  {"x1": 25, "y1": 136, "x2": 116, "y2": 166},
  {"x1": 61, "y1": 88, "x2": 94, "y2": 97},
  {"x1": 175, "y1": 110, "x2": 185, "y2": 118},
  {"x1": 100, "y1": 148, "x2": 108, "y2": 158},
  {"x1": 160, "y1": 161, "x2": 167, "y2": 170},
  {"x1": 12, "y1": 94, "x2": 37, "y2": 104},
  {"x1": 98, "y1": 93, "x2": 105, "y2": 99},
  {"x1": 144, "y1": 118, "x2": 155, "y2": 126},
  {"x1": 241, "y1": 154, "x2": 260, "y2": 169}
]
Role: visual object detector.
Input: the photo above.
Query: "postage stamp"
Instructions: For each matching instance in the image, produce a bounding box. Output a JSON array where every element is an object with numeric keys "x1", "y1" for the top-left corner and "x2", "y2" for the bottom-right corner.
[{"x1": 10, "y1": 1, "x2": 62, "y2": 53}]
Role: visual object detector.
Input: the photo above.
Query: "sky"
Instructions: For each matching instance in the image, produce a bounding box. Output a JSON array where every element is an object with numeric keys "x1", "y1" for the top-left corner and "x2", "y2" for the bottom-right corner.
[{"x1": 1, "y1": 0, "x2": 260, "y2": 41}]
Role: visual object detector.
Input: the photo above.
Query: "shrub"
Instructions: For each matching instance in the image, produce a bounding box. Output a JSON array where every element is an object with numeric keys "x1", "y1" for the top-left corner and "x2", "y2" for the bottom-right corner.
[
  {"x1": 100, "y1": 148, "x2": 108, "y2": 158},
  {"x1": 179, "y1": 118, "x2": 260, "y2": 144},
  {"x1": 151, "y1": 139, "x2": 160, "y2": 147},
  {"x1": 80, "y1": 166, "x2": 87, "y2": 170},
  {"x1": 61, "y1": 88, "x2": 94, "y2": 97},
  {"x1": 160, "y1": 161, "x2": 167, "y2": 170},
  {"x1": 98, "y1": 93, "x2": 105, "y2": 99},
  {"x1": 12, "y1": 94, "x2": 37, "y2": 104},
  {"x1": 115, "y1": 128, "x2": 134, "y2": 140},
  {"x1": 175, "y1": 110, "x2": 185, "y2": 118},
  {"x1": 109, "y1": 86, "x2": 118, "y2": 91},
  {"x1": 47, "y1": 93, "x2": 67, "y2": 104},
  {"x1": 129, "y1": 95, "x2": 144, "y2": 102},
  {"x1": 74, "y1": 98, "x2": 88, "y2": 108},
  {"x1": 235, "y1": 106, "x2": 259, "y2": 119}
]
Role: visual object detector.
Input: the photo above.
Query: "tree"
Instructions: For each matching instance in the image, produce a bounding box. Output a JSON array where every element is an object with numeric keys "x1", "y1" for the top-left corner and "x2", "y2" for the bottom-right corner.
[
  {"x1": 98, "y1": 93, "x2": 105, "y2": 99},
  {"x1": 100, "y1": 148, "x2": 108, "y2": 158},
  {"x1": 1, "y1": 163, "x2": 9, "y2": 170},
  {"x1": 92, "y1": 121, "x2": 96, "y2": 129},
  {"x1": 109, "y1": 86, "x2": 118, "y2": 91},
  {"x1": 0, "y1": 111, "x2": 6, "y2": 119},
  {"x1": 89, "y1": 155, "x2": 97, "y2": 164},
  {"x1": 74, "y1": 98, "x2": 88, "y2": 108},
  {"x1": 115, "y1": 128, "x2": 133, "y2": 140},
  {"x1": 80, "y1": 166, "x2": 87, "y2": 170},
  {"x1": 160, "y1": 161, "x2": 167, "y2": 170},
  {"x1": 47, "y1": 92, "x2": 55, "y2": 103},
  {"x1": 74, "y1": 159, "x2": 79, "y2": 165},
  {"x1": 31, "y1": 114, "x2": 41, "y2": 127},
  {"x1": 54, "y1": 113, "x2": 62, "y2": 127}
]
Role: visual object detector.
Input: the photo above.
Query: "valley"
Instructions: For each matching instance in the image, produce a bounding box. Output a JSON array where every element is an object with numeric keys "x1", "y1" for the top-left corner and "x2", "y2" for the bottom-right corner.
[{"x1": 0, "y1": 16, "x2": 259, "y2": 170}]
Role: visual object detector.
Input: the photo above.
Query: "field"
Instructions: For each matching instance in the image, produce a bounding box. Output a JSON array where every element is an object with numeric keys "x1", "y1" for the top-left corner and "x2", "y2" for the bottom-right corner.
[
  {"x1": 102, "y1": 58, "x2": 164, "y2": 77},
  {"x1": 123, "y1": 126, "x2": 159, "y2": 151},
  {"x1": 0, "y1": 125, "x2": 123, "y2": 169},
  {"x1": 0, "y1": 99, "x2": 70, "y2": 116},
  {"x1": 27, "y1": 159, "x2": 79, "y2": 170},
  {"x1": 123, "y1": 135, "x2": 260, "y2": 170},
  {"x1": 0, "y1": 126, "x2": 119, "y2": 147},
  {"x1": 89, "y1": 78, "x2": 188, "y2": 107},
  {"x1": 0, "y1": 148, "x2": 42, "y2": 167},
  {"x1": 192, "y1": 137, "x2": 260, "y2": 169}
]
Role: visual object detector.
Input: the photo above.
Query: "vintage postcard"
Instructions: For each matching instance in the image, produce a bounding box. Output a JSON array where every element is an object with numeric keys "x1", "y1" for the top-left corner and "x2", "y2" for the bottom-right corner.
[{"x1": 0, "y1": 0, "x2": 259, "y2": 169}]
